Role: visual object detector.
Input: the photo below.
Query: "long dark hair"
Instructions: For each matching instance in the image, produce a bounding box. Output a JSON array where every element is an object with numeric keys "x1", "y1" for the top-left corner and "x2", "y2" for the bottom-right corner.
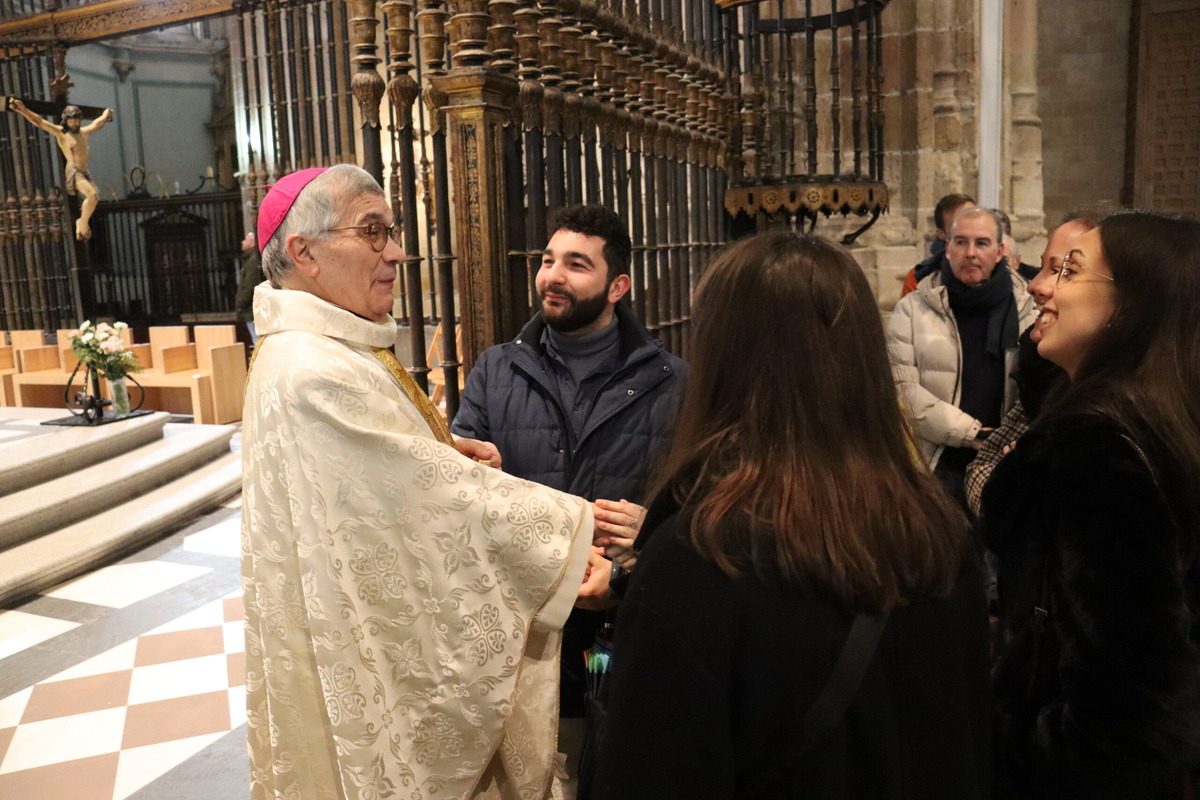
[
  {"x1": 1045, "y1": 210, "x2": 1200, "y2": 525},
  {"x1": 651, "y1": 231, "x2": 966, "y2": 613}
]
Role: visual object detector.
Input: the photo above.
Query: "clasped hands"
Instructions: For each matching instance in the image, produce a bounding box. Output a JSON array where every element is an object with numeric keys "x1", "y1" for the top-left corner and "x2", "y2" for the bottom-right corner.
[
  {"x1": 575, "y1": 498, "x2": 646, "y2": 610},
  {"x1": 591, "y1": 498, "x2": 644, "y2": 569},
  {"x1": 451, "y1": 438, "x2": 647, "y2": 610}
]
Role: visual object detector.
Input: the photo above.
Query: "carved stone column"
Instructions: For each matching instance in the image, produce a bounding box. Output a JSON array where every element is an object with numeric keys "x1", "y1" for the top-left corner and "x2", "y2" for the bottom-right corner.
[
  {"x1": 432, "y1": 0, "x2": 520, "y2": 365},
  {"x1": 930, "y1": 0, "x2": 966, "y2": 199},
  {"x1": 1004, "y1": 0, "x2": 1045, "y2": 243}
]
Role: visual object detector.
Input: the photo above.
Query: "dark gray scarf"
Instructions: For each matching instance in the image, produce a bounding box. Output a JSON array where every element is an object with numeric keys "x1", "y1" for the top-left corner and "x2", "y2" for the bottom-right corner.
[{"x1": 940, "y1": 258, "x2": 1019, "y2": 359}]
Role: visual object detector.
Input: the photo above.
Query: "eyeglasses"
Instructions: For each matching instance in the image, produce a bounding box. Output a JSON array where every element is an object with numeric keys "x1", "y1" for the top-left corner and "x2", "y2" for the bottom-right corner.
[
  {"x1": 326, "y1": 221, "x2": 397, "y2": 253},
  {"x1": 1053, "y1": 253, "x2": 1115, "y2": 287}
]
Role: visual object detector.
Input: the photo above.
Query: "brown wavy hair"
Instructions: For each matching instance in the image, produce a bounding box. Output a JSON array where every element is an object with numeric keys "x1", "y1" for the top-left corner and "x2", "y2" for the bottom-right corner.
[{"x1": 651, "y1": 231, "x2": 967, "y2": 613}]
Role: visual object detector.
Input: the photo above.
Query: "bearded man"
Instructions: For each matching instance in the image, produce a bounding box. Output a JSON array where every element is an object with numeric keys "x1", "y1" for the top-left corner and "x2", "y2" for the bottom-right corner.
[
  {"x1": 241, "y1": 165, "x2": 601, "y2": 800},
  {"x1": 452, "y1": 203, "x2": 686, "y2": 782}
]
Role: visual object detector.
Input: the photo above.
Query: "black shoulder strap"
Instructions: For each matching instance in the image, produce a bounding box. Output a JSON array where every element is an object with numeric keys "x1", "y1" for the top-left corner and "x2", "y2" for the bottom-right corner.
[
  {"x1": 743, "y1": 610, "x2": 890, "y2": 797},
  {"x1": 794, "y1": 611, "x2": 890, "y2": 752}
]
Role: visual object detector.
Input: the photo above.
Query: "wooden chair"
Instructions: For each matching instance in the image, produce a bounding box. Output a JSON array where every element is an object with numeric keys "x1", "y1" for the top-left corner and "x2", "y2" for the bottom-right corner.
[
  {"x1": 10, "y1": 327, "x2": 132, "y2": 410},
  {"x1": 0, "y1": 341, "x2": 14, "y2": 407},
  {"x1": 11, "y1": 325, "x2": 245, "y2": 424},
  {"x1": 129, "y1": 325, "x2": 246, "y2": 424},
  {"x1": 10, "y1": 329, "x2": 83, "y2": 409},
  {"x1": 8, "y1": 330, "x2": 45, "y2": 351}
]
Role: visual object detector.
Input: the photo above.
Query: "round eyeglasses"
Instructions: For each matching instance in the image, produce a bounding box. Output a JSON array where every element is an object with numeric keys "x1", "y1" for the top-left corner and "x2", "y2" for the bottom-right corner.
[{"x1": 326, "y1": 221, "x2": 398, "y2": 253}]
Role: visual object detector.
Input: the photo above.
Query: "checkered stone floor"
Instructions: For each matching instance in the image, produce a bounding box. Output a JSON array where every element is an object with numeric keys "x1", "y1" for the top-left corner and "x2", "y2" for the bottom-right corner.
[{"x1": 0, "y1": 499, "x2": 248, "y2": 800}]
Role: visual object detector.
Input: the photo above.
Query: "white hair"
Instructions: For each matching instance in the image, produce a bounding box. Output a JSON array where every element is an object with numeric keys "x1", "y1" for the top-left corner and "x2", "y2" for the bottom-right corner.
[{"x1": 260, "y1": 164, "x2": 384, "y2": 285}]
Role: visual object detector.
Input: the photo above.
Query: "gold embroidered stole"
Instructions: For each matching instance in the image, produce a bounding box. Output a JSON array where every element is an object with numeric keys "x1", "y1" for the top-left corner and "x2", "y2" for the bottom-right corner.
[
  {"x1": 248, "y1": 334, "x2": 454, "y2": 446},
  {"x1": 370, "y1": 346, "x2": 455, "y2": 445}
]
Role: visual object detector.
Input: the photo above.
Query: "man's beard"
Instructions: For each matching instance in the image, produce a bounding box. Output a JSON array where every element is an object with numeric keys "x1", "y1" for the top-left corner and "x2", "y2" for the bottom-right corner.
[{"x1": 540, "y1": 285, "x2": 610, "y2": 333}]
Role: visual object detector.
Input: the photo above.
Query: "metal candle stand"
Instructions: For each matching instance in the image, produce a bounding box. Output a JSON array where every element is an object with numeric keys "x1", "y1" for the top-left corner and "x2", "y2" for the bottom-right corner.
[{"x1": 40, "y1": 360, "x2": 153, "y2": 428}]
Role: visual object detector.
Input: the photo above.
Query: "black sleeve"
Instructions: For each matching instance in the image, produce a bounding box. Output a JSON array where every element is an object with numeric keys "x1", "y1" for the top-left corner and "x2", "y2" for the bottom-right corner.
[{"x1": 594, "y1": 540, "x2": 737, "y2": 800}]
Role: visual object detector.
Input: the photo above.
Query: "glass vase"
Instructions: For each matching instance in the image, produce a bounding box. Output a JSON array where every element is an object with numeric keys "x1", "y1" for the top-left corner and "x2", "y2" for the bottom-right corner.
[{"x1": 111, "y1": 377, "x2": 131, "y2": 416}]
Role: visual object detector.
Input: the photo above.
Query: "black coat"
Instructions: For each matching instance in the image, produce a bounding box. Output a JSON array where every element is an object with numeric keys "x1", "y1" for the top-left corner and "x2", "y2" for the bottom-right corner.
[
  {"x1": 982, "y1": 413, "x2": 1200, "y2": 799},
  {"x1": 450, "y1": 303, "x2": 686, "y2": 501},
  {"x1": 451, "y1": 303, "x2": 686, "y2": 715},
  {"x1": 594, "y1": 504, "x2": 992, "y2": 800}
]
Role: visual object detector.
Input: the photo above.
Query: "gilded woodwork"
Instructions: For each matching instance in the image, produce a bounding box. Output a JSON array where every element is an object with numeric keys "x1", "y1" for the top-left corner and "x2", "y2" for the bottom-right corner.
[
  {"x1": 724, "y1": 181, "x2": 889, "y2": 220},
  {"x1": 432, "y1": 69, "x2": 519, "y2": 370},
  {"x1": 447, "y1": 0, "x2": 491, "y2": 69},
  {"x1": 514, "y1": 0, "x2": 544, "y2": 131},
  {"x1": 383, "y1": 0, "x2": 420, "y2": 129},
  {"x1": 0, "y1": 0, "x2": 234, "y2": 54},
  {"x1": 417, "y1": 0, "x2": 450, "y2": 133},
  {"x1": 349, "y1": 0, "x2": 386, "y2": 129},
  {"x1": 487, "y1": 1, "x2": 519, "y2": 75},
  {"x1": 1, "y1": 0, "x2": 887, "y2": 365},
  {"x1": 537, "y1": 2, "x2": 564, "y2": 138}
]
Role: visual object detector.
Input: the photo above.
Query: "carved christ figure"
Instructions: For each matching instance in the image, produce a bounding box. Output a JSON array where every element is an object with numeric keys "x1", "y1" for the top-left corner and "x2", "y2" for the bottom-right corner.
[{"x1": 7, "y1": 98, "x2": 114, "y2": 239}]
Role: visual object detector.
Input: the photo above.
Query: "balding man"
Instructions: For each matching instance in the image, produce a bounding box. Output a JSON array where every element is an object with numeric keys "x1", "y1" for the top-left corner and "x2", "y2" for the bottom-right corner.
[
  {"x1": 241, "y1": 164, "x2": 599, "y2": 800},
  {"x1": 887, "y1": 206, "x2": 1038, "y2": 505}
]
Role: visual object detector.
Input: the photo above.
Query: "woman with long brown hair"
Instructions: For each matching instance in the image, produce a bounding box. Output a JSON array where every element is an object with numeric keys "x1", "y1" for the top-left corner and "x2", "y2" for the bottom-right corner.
[
  {"x1": 984, "y1": 210, "x2": 1200, "y2": 798},
  {"x1": 594, "y1": 231, "x2": 990, "y2": 799}
]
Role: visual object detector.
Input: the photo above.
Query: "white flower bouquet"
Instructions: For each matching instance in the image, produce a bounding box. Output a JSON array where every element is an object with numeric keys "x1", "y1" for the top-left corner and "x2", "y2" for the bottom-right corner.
[{"x1": 68, "y1": 320, "x2": 143, "y2": 380}]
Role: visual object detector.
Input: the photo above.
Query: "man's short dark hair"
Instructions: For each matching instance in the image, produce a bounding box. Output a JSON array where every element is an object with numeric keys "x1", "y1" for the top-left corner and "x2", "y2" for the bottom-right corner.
[
  {"x1": 934, "y1": 192, "x2": 975, "y2": 232},
  {"x1": 549, "y1": 204, "x2": 632, "y2": 280}
]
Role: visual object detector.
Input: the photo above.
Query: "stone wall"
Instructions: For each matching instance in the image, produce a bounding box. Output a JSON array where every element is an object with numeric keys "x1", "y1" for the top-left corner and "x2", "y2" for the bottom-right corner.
[
  {"x1": 1037, "y1": 0, "x2": 1132, "y2": 228},
  {"x1": 833, "y1": 0, "x2": 980, "y2": 311}
]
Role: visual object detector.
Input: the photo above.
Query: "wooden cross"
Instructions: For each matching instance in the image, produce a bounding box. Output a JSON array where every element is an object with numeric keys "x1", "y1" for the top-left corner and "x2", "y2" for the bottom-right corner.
[
  {"x1": 3, "y1": 94, "x2": 106, "y2": 121},
  {"x1": 2, "y1": 65, "x2": 105, "y2": 121}
]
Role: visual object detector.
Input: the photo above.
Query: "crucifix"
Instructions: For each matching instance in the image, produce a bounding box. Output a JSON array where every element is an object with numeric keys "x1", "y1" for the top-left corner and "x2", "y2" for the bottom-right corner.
[{"x1": 3, "y1": 72, "x2": 114, "y2": 240}]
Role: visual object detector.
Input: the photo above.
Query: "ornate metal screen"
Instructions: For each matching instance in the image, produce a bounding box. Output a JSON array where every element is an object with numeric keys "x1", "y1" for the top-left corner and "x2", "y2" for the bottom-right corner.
[
  {"x1": 1, "y1": 0, "x2": 890, "y2": 421},
  {"x1": 721, "y1": 0, "x2": 889, "y2": 240},
  {"x1": 224, "y1": 0, "x2": 737, "y2": 420},
  {"x1": 0, "y1": 48, "x2": 78, "y2": 331}
]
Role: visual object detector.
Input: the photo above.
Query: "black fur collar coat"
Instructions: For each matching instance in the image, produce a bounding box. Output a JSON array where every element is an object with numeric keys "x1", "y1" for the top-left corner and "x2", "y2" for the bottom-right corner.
[{"x1": 981, "y1": 412, "x2": 1200, "y2": 799}]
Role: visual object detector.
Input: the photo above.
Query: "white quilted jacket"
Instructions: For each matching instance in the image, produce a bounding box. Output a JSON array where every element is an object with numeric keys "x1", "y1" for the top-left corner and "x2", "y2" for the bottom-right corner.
[{"x1": 886, "y1": 268, "x2": 1037, "y2": 469}]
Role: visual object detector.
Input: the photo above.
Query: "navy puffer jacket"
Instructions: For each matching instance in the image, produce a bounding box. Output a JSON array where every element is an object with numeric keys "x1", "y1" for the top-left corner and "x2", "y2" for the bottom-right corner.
[{"x1": 451, "y1": 304, "x2": 687, "y2": 502}]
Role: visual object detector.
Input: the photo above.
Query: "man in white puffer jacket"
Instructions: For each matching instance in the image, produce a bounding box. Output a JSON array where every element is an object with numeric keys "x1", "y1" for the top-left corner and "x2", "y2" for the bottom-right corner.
[{"x1": 887, "y1": 207, "x2": 1038, "y2": 506}]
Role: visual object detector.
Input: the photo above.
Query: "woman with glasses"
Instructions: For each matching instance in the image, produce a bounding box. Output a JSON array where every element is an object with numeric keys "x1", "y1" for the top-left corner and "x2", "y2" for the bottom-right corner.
[
  {"x1": 593, "y1": 231, "x2": 990, "y2": 799},
  {"x1": 983, "y1": 209, "x2": 1200, "y2": 798}
]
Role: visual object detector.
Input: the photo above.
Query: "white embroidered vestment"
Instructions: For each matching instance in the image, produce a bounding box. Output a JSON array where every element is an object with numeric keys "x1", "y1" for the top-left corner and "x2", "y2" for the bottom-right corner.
[{"x1": 242, "y1": 285, "x2": 592, "y2": 799}]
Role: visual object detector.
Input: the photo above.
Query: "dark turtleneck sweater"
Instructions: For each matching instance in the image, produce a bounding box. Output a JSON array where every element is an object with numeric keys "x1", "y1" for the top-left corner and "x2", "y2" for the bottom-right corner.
[{"x1": 541, "y1": 315, "x2": 622, "y2": 442}]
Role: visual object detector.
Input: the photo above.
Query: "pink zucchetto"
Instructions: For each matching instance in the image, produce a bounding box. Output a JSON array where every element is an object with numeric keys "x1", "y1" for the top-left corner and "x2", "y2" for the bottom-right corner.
[{"x1": 256, "y1": 167, "x2": 328, "y2": 253}]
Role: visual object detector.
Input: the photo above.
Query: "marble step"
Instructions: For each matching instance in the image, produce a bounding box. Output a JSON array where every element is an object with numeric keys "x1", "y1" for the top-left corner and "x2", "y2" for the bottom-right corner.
[
  {"x1": 0, "y1": 450, "x2": 242, "y2": 607},
  {"x1": 0, "y1": 410, "x2": 171, "y2": 496},
  {"x1": 0, "y1": 423, "x2": 234, "y2": 551}
]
